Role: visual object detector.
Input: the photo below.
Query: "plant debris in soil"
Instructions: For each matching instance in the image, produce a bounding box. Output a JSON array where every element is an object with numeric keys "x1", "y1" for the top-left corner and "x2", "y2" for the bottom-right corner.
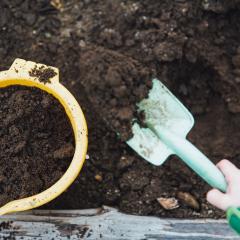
[
  {"x1": 0, "y1": 85, "x2": 74, "y2": 206},
  {"x1": 29, "y1": 65, "x2": 57, "y2": 84},
  {"x1": 1, "y1": 0, "x2": 240, "y2": 219}
]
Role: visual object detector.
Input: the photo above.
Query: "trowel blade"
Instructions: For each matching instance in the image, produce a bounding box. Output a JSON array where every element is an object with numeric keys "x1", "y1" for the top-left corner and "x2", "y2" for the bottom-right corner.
[{"x1": 127, "y1": 79, "x2": 194, "y2": 165}]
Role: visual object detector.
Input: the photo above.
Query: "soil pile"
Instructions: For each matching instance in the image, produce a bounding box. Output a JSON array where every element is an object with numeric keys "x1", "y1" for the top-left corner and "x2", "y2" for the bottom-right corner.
[
  {"x1": 0, "y1": 85, "x2": 74, "y2": 206},
  {"x1": 1, "y1": 0, "x2": 240, "y2": 218}
]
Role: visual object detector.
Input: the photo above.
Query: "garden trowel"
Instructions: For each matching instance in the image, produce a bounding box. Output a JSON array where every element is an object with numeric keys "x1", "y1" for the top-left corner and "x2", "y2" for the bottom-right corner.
[{"x1": 127, "y1": 79, "x2": 227, "y2": 192}]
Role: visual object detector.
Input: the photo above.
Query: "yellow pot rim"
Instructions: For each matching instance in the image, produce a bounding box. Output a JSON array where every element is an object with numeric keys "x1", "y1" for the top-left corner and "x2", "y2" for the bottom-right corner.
[{"x1": 0, "y1": 59, "x2": 88, "y2": 215}]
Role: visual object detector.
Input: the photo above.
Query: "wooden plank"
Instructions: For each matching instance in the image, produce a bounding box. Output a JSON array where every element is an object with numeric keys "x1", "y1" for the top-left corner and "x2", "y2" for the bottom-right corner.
[{"x1": 0, "y1": 206, "x2": 238, "y2": 240}]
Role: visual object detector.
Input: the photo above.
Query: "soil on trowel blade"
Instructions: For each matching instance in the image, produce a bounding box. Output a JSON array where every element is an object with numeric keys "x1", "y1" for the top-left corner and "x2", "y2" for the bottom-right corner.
[
  {"x1": 80, "y1": 46, "x2": 153, "y2": 141},
  {"x1": 0, "y1": 86, "x2": 74, "y2": 206},
  {"x1": 1, "y1": 0, "x2": 240, "y2": 219}
]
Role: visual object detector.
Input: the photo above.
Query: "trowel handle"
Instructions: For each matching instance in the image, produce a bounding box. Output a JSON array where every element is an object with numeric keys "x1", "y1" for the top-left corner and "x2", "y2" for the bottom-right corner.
[{"x1": 154, "y1": 126, "x2": 227, "y2": 192}]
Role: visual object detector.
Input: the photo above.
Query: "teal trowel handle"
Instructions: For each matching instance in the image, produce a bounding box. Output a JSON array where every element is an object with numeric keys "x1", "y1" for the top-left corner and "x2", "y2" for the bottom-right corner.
[
  {"x1": 153, "y1": 125, "x2": 227, "y2": 192},
  {"x1": 227, "y1": 207, "x2": 240, "y2": 234}
]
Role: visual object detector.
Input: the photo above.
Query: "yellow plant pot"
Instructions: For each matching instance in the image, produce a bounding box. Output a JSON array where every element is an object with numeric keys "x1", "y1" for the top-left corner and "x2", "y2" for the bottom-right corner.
[{"x1": 0, "y1": 59, "x2": 88, "y2": 215}]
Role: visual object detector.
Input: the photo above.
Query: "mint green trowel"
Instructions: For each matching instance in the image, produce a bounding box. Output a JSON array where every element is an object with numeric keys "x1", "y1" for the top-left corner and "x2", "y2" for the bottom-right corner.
[
  {"x1": 127, "y1": 79, "x2": 227, "y2": 192},
  {"x1": 127, "y1": 79, "x2": 240, "y2": 234}
]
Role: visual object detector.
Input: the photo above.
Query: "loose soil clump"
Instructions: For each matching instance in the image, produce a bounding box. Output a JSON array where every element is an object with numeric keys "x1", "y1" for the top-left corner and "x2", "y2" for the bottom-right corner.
[
  {"x1": 80, "y1": 47, "x2": 153, "y2": 141},
  {"x1": 0, "y1": 85, "x2": 74, "y2": 206},
  {"x1": 29, "y1": 65, "x2": 57, "y2": 84}
]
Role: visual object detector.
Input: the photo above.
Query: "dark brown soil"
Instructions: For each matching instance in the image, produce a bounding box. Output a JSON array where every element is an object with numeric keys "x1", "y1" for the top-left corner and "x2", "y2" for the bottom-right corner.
[
  {"x1": 0, "y1": 85, "x2": 74, "y2": 206},
  {"x1": 29, "y1": 65, "x2": 57, "y2": 84},
  {"x1": 80, "y1": 47, "x2": 153, "y2": 141},
  {"x1": 1, "y1": 0, "x2": 240, "y2": 219}
]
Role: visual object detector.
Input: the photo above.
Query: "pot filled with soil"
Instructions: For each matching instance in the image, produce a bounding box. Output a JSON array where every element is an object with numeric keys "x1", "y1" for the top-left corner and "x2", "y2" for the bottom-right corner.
[{"x1": 0, "y1": 59, "x2": 88, "y2": 215}]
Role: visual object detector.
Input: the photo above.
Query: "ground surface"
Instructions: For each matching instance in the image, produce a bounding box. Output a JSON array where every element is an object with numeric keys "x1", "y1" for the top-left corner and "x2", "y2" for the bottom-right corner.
[
  {"x1": 0, "y1": 208, "x2": 237, "y2": 240},
  {"x1": 1, "y1": 0, "x2": 240, "y2": 218}
]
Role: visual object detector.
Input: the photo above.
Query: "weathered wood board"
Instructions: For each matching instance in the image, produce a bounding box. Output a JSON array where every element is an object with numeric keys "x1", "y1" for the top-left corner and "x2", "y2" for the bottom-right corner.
[{"x1": 0, "y1": 206, "x2": 238, "y2": 240}]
